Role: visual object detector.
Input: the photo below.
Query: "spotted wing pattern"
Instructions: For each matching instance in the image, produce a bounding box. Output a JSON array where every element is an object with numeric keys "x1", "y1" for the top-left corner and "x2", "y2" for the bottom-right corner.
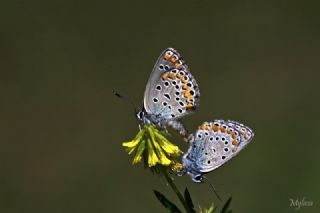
[
  {"x1": 143, "y1": 48, "x2": 200, "y2": 120},
  {"x1": 184, "y1": 120, "x2": 254, "y2": 173}
]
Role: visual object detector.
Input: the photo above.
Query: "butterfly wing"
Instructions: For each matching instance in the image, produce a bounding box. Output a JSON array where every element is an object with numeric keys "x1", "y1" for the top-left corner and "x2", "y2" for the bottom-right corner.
[
  {"x1": 143, "y1": 48, "x2": 200, "y2": 121},
  {"x1": 184, "y1": 120, "x2": 254, "y2": 174}
]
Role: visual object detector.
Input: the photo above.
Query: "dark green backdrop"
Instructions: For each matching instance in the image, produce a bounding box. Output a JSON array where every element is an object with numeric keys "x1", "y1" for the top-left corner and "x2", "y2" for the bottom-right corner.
[{"x1": 1, "y1": 0, "x2": 319, "y2": 212}]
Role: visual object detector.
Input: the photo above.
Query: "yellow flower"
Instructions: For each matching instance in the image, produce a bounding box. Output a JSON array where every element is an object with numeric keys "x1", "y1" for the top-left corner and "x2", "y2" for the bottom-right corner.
[{"x1": 122, "y1": 125, "x2": 180, "y2": 167}]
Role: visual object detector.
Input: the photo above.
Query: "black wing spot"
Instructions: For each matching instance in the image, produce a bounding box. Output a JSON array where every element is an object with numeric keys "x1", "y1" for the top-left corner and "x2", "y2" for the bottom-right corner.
[
  {"x1": 153, "y1": 98, "x2": 158, "y2": 103},
  {"x1": 162, "y1": 102, "x2": 167, "y2": 106},
  {"x1": 164, "y1": 94, "x2": 171, "y2": 99},
  {"x1": 165, "y1": 65, "x2": 170, "y2": 70},
  {"x1": 207, "y1": 160, "x2": 211, "y2": 164},
  {"x1": 222, "y1": 156, "x2": 226, "y2": 160},
  {"x1": 178, "y1": 108, "x2": 183, "y2": 113},
  {"x1": 156, "y1": 85, "x2": 161, "y2": 91}
]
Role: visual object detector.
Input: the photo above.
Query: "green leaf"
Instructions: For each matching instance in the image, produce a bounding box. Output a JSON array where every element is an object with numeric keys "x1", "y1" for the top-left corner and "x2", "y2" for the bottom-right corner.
[
  {"x1": 220, "y1": 197, "x2": 232, "y2": 213},
  {"x1": 153, "y1": 190, "x2": 182, "y2": 213},
  {"x1": 184, "y1": 188, "x2": 196, "y2": 213}
]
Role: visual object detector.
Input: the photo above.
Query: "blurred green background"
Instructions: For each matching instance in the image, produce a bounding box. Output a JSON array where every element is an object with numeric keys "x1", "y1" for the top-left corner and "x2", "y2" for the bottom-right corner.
[{"x1": 0, "y1": 0, "x2": 319, "y2": 212}]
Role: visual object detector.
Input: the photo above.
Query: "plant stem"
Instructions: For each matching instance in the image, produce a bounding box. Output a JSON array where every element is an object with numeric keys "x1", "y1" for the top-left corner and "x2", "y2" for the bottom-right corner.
[{"x1": 161, "y1": 167, "x2": 192, "y2": 213}]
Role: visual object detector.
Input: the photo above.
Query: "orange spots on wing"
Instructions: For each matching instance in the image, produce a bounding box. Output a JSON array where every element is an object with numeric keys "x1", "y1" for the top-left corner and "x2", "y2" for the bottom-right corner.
[
  {"x1": 186, "y1": 103, "x2": 194, "y2": 111},
  {"x1": 232, "y1": 140, "x2": 238, "y2": 145},
  {"x1": 161, "y1": 73, "x2": 168, "y2": 80},
  {"x1": 227, "y1": 130, "x2": 237, "y2": 139},
  {"x1": 220, "y1": 127, "x2": 226, "y2": 133},
  {"x1": 175, "y1": 62, "x2": 182, "y2": 67},
  {"x1": 184, "y1": 91, "x2": 193, "y2": 99},
  {"x1": 231, "y1": 133, "x2": 237, "y2": 139},
  {"x1": 182, "y1": 84, "x2": 189, "y2": 90},
  {"x1": 200, "y1": 124, "x2": 209, "y2": 130},
  {"x1": 212, "y1": 125, "x2": 219, "y2": 132},
  {"x1": 181, "y1": 77, "x2": 187, "y2": 83},
  {"x1": 170, "y1": 57, "x2": 178, "y2": 63},
  {"x1": 164, "y1": 51, "x2": 171, "y2": 60},
  {"x1": 168, "y1": 72, "x2": 175, "y2": 79}
]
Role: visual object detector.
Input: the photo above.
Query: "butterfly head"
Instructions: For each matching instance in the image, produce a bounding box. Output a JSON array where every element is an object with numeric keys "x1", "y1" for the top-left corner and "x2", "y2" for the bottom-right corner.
[{"x1": 135, "y1": 108, "x2": 145, "y2": 123}]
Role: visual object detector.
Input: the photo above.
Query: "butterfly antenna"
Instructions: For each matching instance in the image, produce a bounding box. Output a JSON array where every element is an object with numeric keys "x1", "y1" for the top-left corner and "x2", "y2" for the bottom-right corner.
[
  {"x1": 202, "y1": 176, "x2": 222, "y2": 201},
  {"x1": 112, "y1": 90, "x2": 138, "y2": 112}
]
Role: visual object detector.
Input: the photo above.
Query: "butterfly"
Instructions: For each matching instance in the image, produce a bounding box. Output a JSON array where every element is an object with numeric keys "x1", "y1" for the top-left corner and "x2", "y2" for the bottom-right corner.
[
  {"x1": 181, "y1": 119, "x2": 254, "y2": 183},
  {"x1": 134, "y1": 47, "x2": 200, "y2": 136}
]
